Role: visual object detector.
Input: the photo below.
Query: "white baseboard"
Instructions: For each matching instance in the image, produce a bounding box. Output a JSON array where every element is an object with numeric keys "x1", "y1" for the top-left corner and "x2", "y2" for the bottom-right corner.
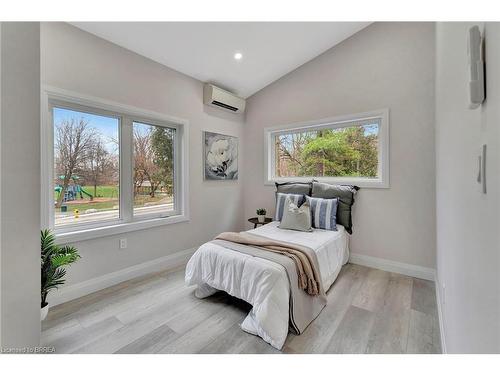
[
  {"x1": 434, "y1": 275, "x2": 447, "y2": 353},
  {"x1": 349, "y1": 253, "x2": 436, "y2": 281},
  {"x1": 49, "y1": 247, "x2": 196, "y2": 307}
]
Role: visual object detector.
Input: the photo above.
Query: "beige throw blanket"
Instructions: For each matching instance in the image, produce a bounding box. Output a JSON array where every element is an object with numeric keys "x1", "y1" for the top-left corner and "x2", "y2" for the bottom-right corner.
[
  {"x1": 212, "y1": 231, "x2": 327, "y2": 335},
  {"x1": 215, "y1": 231, "x2": 323, "y2": 296}
]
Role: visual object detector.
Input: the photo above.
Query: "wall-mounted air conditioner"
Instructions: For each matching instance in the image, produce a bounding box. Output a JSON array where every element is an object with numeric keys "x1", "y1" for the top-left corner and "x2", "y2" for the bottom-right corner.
[{"x1": 203, "y1": 84, "x2": 246, "y2": 114}]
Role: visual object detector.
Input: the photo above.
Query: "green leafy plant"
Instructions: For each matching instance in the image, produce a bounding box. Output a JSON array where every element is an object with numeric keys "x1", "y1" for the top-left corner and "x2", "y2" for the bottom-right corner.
[
  {"x1": 256, "y1": 208, "x2": 267, "y2": 216},
  {"x1": 41, "y1": 229, "x2": 80, "y2": 308}
]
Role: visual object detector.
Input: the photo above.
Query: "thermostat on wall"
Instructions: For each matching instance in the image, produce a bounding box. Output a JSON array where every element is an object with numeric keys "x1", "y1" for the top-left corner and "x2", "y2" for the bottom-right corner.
[{"x1": 467, "y1": 26, "x2": 485, "y2": 109}]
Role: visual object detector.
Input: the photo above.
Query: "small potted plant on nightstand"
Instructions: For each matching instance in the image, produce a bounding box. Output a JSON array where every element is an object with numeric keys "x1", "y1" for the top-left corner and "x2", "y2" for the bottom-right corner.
[
  {"x1": 256, "y1": 208, "x2": 267, "y2": 223},
  {"x1": 41, "y1": 229, "x2": 80, "y2": 321}
]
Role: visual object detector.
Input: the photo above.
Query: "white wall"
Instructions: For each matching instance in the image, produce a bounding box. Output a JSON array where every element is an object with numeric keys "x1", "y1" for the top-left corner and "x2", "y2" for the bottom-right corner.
[
  {"x1": 41, "y1": 23, "x2": 245, "y2": 293},
  {"x1": 435, "y1": 22, "x2": 500, "y2": 353},
  {"x1": 0, "y1": 22, "x2": 41, "y2": 348},
  {"x1": 31, "y1": 21, "x2": 500, "y2": 353},
  {"x1": 243, "y1": 22, "x2": 436, "y2": 269},
  {"x1": 0, "y1": 21, "x2": 2, "y2": 346}
]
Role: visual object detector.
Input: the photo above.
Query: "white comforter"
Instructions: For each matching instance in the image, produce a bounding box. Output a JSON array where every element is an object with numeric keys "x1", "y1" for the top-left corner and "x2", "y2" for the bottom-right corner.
[{"x1": 184, "y1": 222, "x2": 349, "y2": 349}]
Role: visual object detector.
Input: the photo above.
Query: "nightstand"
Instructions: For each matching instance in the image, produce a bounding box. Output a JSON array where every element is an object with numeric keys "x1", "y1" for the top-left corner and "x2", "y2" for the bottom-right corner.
[{"x1": 248, "y1": 217, "x2": 273, "y2": 229}]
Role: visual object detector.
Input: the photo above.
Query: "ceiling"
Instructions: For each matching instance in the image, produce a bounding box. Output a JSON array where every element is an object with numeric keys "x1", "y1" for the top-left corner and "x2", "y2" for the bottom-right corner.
[{"x1": 71, "y1": 22, "x2": 371, "y2": 98}]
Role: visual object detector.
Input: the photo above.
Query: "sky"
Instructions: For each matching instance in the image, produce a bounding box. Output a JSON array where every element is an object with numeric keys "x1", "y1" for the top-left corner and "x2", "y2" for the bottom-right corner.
[
  {"x1": 133, "y1": 121, "x2": 155, "y2": 137},
  {"x1": 53, "y1": 108, "x2": 176, "y2": 155},
  {"x1": 53, "y1": 107, "x2": 119, "y2": 154},
  {"x1": 363, "y1": 123, "x2": 379, "y2": 136}
]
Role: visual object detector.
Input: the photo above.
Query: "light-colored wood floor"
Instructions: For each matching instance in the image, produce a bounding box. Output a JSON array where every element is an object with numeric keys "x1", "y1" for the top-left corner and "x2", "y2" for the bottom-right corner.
[{"x1": 42, "y1": 263, "x2": 442, "y2": 354}]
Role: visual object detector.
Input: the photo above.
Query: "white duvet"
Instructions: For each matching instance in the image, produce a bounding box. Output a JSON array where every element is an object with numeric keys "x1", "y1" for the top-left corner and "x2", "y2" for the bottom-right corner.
[{"x1": 184, "y1": 222, "x2": 350, "y2": 349}]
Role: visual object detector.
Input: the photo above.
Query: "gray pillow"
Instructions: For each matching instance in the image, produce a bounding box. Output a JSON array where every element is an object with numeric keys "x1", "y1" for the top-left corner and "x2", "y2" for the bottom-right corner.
[
  {"x1": 278, "y1": 197, "x2": 312, "y2": 232},
  {"x1": 311, "y1": 181, "x2": 359, "y2": 234},
  {"x1": 275, "y1": 181, "x2": 312, "y2": 196}
]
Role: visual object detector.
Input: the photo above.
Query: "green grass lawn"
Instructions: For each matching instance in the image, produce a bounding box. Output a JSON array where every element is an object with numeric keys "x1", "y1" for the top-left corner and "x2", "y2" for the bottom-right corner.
[
  {"x1": 55, "y1": 184, "x2": 172, "y2": 214},
  {"x1": 81, "y1": 185, "x2": 118, "y2": 198},
  {"x1": 63, "y1": 200, "x2": 119, "y2": 212},
  {"x1": 54, "y1": 185, "x2": 119, "y2": 200}
]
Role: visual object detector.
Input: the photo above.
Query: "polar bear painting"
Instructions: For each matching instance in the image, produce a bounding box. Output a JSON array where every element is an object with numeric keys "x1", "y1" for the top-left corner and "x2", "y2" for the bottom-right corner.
[{"x1": 204, "y1": 131, "x2": 238, "y2": 180}]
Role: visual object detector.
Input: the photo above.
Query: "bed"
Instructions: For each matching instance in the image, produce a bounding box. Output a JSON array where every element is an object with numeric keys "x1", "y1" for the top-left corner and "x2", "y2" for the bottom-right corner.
[{"x1": 184, "y1": 221, "x2": 350, "y2": 350}]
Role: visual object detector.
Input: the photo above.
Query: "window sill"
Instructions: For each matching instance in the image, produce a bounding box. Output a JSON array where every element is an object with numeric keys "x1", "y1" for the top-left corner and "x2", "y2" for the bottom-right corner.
[
  {"x1": 264, "y1": 177, "x2": 389, "y2": 189},
  {"x1": 55, "y1": 214, "x2": 189, "y2": 244}
]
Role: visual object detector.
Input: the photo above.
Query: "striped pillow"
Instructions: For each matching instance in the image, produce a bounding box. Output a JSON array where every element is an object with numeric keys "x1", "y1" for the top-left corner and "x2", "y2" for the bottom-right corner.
[
  {"x1": 306, "y1": 196, "x2": 339, "y2": 231},
  {"x1": 274, "y1": 193, "x2": 304, "y2": 221}
]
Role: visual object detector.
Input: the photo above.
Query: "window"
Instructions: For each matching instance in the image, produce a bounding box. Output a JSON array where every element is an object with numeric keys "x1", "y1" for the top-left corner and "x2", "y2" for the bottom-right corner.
[
  {"x1": 53, "y1": 108, "x2": 120, "y2": 227},
  {"x1": 265, "y1": 110, "x2": 389, "y2": 188},
  {"x1": 132, "y1": 121, "x2": 176, "y2": 217},
  {"x1": 42, "y1": 88, "x2": 189, "y2": 241}
]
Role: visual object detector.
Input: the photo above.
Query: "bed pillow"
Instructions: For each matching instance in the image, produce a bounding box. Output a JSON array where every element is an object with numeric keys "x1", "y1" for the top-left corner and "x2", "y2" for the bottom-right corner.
[
  {"x1": 274, "y1": 192, "x2": 305, "y2": 221},
  {"x1": 311, "y1": 181, "x2": 359, "y2": 234},
  {"x1": 305, "y1": 196, "x2": 339, "y2": 231},
  {"x1": 278, "y1": 196, "x2": 312, "y2": 232},
  {"x1": 275, "y1": 181, "x2": 312, "y2": 196}
]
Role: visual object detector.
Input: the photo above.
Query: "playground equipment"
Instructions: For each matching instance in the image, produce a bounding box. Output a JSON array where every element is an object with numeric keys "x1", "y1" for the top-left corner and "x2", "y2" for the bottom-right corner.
[{"x1": 55, "y1": 175, "x2": 93, "y2": 203}]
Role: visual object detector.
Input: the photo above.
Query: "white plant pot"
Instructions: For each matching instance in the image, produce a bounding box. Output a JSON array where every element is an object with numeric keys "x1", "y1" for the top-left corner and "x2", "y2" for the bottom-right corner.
[
  {"x1": 257, "y1": 215, "x2": 265, "y2": 223},
  {"x1": 41, "y1": 304, "x2": 49, "y2": 321}
]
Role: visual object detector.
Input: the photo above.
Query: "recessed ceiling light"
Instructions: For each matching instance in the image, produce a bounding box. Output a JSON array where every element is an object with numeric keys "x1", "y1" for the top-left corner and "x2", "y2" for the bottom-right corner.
[{"x1": 234, "y1": 52, "x2": 243, "y2": 60}]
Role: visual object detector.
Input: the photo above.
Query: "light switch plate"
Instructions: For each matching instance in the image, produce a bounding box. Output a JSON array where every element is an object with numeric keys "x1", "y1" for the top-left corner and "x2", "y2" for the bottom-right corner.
[
  {"x1": 481, "y1": 144, "x2": 487, "y2": 194},
  {"x1": 477, "y1": 144, "x2": 487, "y2": 194}
]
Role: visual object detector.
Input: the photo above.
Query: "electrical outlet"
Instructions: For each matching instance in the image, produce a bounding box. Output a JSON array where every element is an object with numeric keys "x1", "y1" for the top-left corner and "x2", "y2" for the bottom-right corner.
[{"x1": 119, "y1": 238, "x2": 127, "y2": 249}]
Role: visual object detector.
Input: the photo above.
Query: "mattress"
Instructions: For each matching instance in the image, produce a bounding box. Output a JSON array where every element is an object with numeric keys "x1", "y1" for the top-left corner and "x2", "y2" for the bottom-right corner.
[
  {"x1": 247, "y1": 221, "x2": 350, "y2": 291},
  {"x1": 185, "y1": 221, "x2": 350, "y2": 349}
]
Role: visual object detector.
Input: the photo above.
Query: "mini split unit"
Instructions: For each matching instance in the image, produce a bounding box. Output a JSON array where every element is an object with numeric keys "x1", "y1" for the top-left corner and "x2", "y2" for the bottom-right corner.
[{"x1": 203, "y1": 84, "x2": 246, "y2": 113}]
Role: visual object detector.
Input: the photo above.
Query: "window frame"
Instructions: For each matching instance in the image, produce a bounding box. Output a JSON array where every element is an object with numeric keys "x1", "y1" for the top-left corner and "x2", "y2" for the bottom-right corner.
[
  {"x1": 264, "y1": 109, "x2": 390, "y2": 188},
  {"x1": 130, "y1": 118, "x2": 179, "y2": 221},
  {"x1": 41, "y1": 86, "x2": 190, "y2": 243}
]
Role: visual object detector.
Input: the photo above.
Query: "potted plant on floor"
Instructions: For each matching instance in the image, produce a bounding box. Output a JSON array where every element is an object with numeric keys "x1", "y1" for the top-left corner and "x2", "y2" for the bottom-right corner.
[
  {"x1": 256, "y1": 208, "x2": 267, "y2": 223},
  {"x1": 41, "y1": 229, "x2": 80, "y2": 321}
]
